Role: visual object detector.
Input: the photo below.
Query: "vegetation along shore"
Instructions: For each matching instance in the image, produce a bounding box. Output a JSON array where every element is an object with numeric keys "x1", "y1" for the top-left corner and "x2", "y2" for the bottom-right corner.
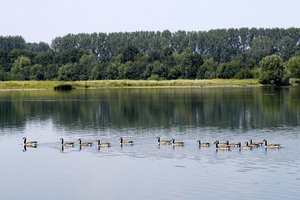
[
  {"x1": 0, "y1": 79, "x2": 261, "y2": 90},
  {"x1": 0, "y1": 79, "x2": 299, "y2": 91},
  {"x1": 1, "y1": 28, "x2": 300, "y2": 87}
]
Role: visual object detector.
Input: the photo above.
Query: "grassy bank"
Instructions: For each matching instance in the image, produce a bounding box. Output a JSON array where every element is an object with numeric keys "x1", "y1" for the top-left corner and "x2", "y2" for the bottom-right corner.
[
  {"x1": 0, "y1": 79, "x2": 261, "y2": 90},
  {"x1": 2, "y1": 78, "x2": 299, "y2": 90}
]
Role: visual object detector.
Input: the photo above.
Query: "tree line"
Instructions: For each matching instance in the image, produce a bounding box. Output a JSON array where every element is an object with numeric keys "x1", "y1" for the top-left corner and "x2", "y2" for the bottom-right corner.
[{"x1": 1, "y1": 28, "x2": 300, "y2": 85}]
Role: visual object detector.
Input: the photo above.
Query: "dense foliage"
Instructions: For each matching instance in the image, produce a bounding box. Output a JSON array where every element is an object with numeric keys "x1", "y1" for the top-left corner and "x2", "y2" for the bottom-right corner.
[
  {"x1": 1, "y1": 28, "x2": 300, "y2": 85},
  {"x1": 259, "y1": 55, "x2": 289, "y2": 85}
]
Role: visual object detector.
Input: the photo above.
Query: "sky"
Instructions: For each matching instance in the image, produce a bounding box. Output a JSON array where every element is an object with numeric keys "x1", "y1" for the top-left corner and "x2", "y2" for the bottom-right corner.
[{"x1": 1, "y1": 0, "x2": 300, "y2": 44}]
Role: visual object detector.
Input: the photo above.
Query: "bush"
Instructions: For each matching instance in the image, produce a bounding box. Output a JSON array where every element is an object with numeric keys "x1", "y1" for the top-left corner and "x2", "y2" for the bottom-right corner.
[{"x1": 54, "y1": 84, "x2": 73, "y2": 91}]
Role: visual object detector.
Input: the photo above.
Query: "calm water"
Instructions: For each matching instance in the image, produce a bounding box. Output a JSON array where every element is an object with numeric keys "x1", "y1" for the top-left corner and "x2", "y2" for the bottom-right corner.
[{"x1": 0, "y1": 87, "x2": 300, "y2": 200}]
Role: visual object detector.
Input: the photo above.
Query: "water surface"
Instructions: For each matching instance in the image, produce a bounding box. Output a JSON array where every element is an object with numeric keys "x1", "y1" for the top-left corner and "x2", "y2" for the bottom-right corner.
[{"x1": 0, "y1": 87, "x2": 300, "y2": 200}]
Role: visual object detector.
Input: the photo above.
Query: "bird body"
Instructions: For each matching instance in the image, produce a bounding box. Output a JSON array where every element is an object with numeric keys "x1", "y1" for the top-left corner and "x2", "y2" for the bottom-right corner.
[
  {"x1": 78, "y1": 139, "x2": 93, "y2": 146},
  {"x1": 227, "y1": 143, "x2": 239, "y2": 148},
  {"x1": 263, "y1": 139, "x2": 280, "y2": 149},
  {"x1": 97, "y1": 140, "x2": 111, "y2": 147},
  {"x1": 197, "y1": 140, "x2": 210, "y2": 147},
  {"x1": 60, "y1": 138, "x2": 74, "y2": 147},
  {"x1": 172, "y1": 138, "x2": 184, "y2": 146},
  {"x1": 120, "y1": 137, "x2": 134, "y2": 145},
  {"x1": 249, "y1": 139, "x2": 263, "y2": 146},
  {"x1": 238, "y1": 142, "x2": 252, "y2": 150},
  {"x1": 157, "y1": 136, "x2": 172, "y2": 145},
  {"x1": 214, "y1": 140, "x2": 230, "y2": 151},
  {"x1": 214, "y1": 140, "x2": 229, "y2": 147},
  {"x1": 23, "y1": 137, "x2": 37, "y2": 147}
]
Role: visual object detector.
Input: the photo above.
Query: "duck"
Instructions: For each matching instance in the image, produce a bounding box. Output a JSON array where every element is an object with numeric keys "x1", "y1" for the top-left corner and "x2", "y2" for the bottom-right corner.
[
  {"x1": 60, "y1": 138, "x2": 74, "y2": 147},
  {"x1": 97, "y1": 139, "x2": 111, "y2": 147},
  {"x1": 214, "y1": 140, "x2": 230, "y2": 151},
  {"x1": 120, "y1": 137, "x2": 134, "y2": 145},
  {"x1": 197, "y1": 140, "x2": 210, "y2": 147},
  {"x1": 171, "y1": 138, "x2": 184, "y2": 146},
  {"x1": 23, "y1": 137, "x2": 37, "y2": 147},
  {"x1": 249, "y1": 139, "x2": 263, "y2": 146},
  {"x1": 157, "y1": 136, "x2": 172, "y2": 145},
  {"x1": 238, "y1": 142, "x2": 252, "y2": 150},
  {"x1": 78, "y1": 139, "x2": 93, "y2": 147},
  {"x1": 263, "y1": 139, "x2": 280, "y2": 149}
]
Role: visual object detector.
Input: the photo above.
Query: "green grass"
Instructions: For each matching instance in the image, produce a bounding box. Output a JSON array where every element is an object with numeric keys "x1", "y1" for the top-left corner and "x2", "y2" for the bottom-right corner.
[{"x1": 0, "y1": 79, "x2": 261, "y2": 90}]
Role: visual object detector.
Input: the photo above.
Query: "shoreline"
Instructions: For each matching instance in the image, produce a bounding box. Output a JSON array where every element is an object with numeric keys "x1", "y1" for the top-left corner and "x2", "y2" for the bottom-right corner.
[
  {"x1": 0, "y1": 79, "x2": 298, "y2": 91},
  {"x1": 0, "y1": 79, "x2": 259, "y2": 90}
]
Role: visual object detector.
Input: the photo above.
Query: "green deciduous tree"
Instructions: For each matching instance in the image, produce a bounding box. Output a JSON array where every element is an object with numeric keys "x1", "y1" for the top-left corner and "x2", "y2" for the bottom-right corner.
[
  {"x1": 259, "y1": 55, "x2": 290, "y2": 85},
  {"x1": 30, "y1": 64, "x2": 44, "y2": 80},
  {"x1": 217, "y1": 61, "x2": 241, "y2": 79},
  {"x1": 286, "y1": 56, "x2": 300, "y2": 78},
  {"x1": 11, "y1": 56, "x2": 32, "y2": 80},
  {"x1": 175, "y1": 48, "x2": 203, "y2": 79},
  {"x1": 197, "y1": 58, "x2": 218, "y2": 79}
]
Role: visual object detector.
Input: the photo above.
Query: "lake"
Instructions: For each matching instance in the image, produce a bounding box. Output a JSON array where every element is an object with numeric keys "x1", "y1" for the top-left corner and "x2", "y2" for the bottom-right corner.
[{"x1": 0, "y1": 87, "x2": 300, "y2": 200}]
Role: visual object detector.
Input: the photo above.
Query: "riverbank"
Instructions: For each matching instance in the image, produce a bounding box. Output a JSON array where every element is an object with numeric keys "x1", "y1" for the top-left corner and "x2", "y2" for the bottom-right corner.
[
  {"x1": 0, "y1": 79, "x2": 299, "y2": 90},
  {"x1": 0, "y1": 79, "x2": 260, "y2": 90}
]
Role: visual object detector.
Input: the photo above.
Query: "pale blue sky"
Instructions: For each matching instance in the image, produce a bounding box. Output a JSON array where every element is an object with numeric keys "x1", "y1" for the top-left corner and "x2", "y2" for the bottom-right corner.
[{"x1": 1, "y1": 0, "x2": 300, "y2": 43}]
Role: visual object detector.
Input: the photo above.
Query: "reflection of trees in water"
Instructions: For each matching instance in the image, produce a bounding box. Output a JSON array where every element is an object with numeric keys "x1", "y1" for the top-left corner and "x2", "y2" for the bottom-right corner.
[{"x1": 1, "y1": 87, "x2": 300, "y2": 130}]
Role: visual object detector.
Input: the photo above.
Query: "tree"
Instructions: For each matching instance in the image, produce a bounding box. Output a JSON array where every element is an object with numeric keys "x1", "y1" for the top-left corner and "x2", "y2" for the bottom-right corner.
[
  {"x1": 11, "y1": 56, "x2": 31, "y2": 80},
  {"x1": 78, "y1": 54, "x2": 98, "y2": 80},
  {"x1": 197, "y1": 58, "x2": 218, "y2": 79},
  {"x1": 175, "y1": 48, "x2": 203, "y2": 79},
  {"x1": 249, "y1": 36, "x2": 275, "y2": 64},
  {"x1": 217, "y1": 61, "x2": 241, "y2": 79},
  {"x1": 44, "y1": 64, "x2": 59, "y2": 80},
  {"x1": 58, "y1": 63, "x2": 77, "y2": 81},
  {"x1": 286, "y1": 56, "x2": 300, "y2": 78},
  {"x1": 119, "y1": 45, "x2": 139, "y2": 63},
  {"x1": 259, "y1": 55, "x2": 290, "y2": 85},
  {"x1": 30, "y1": 64, "x2": 44, "y2": 80}
]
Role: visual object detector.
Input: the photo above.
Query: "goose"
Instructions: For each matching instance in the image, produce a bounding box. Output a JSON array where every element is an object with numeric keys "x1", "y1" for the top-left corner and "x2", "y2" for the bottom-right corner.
[
  {"x1": 214, "y1": 140, "x2": 229, "y2": 147},
  {"x1": 157, "y1": 136, "x2": 172, "y2": 145},
  {"x1": 197, "y1": 140, "x2": 210, "y2": 147},
  {"x1": 227, "y1": 142, "x2": 239, "y2": 148},
  {"x1": 263, "y1": 139, "x2": 280, "y2": 149},
  {"x1": 120, "y1": 137, "x2": 134, "y2": 145},
  {"x1": 78, "y1": 139, "x2": 93, "y2": 147},
  {"x1": 171, "y1": 138, "x2": 184, "y2": 146},
  {"x1": 214, "y1": 140, "x2": 230, "y2": 151},
  {"x1": 249, "y1": 139, "x2": 263, "y2": 146},
  {"x1": 247, "y1": 142, "x2": 259, "y2": 148},
  {"x1": 97, "y1": 139, "x2": 111, "y2": 147},
  {"x1": 60, "y1": 138, "x2": 74, "y2": 147},
  {"x1": 23, "y1": 137, "x2": 37, "y2": 147},
  {"x1": 238, "y1": 142, "x2": 252, "y2": 150}
]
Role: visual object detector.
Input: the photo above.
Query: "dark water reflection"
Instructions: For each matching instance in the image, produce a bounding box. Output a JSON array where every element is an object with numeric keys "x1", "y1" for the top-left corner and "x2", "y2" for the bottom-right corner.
[
  {"x1": 1, "y1": 87, "x2": 300, "y2": 130},
  {"x1": 1, "y1": 87, "x2": 300, "y2": 200}
]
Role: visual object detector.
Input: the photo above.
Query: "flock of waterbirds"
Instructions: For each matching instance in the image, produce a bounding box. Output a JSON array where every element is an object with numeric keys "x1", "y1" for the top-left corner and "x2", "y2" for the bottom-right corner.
[{"x1": 22, "y1": 136, "x2": 281, "y2": 152}]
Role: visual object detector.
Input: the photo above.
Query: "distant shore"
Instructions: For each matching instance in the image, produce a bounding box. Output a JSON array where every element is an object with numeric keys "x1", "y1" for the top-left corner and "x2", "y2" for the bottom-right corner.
[{"x1": 0, "y1": 79, "x2": 298, "y2": 91}]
